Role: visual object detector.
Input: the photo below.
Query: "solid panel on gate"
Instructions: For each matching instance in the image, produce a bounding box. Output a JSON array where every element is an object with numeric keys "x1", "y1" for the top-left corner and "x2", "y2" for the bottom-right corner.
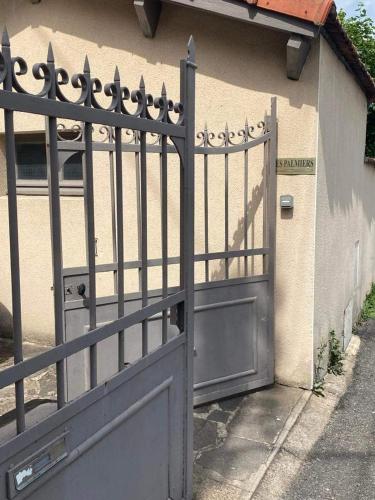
[
  {"x1": 31, "y1": 392, "x2": 170, "y2": 500},
  {"x1": 194, "y1": 290, "x2": 257, "y2": 386}
]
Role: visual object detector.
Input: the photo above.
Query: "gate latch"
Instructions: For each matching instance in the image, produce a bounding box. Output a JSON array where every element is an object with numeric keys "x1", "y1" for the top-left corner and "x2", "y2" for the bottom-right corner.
[{"x1": 170, "y1": 301, "x2": 185, "y2": 332}]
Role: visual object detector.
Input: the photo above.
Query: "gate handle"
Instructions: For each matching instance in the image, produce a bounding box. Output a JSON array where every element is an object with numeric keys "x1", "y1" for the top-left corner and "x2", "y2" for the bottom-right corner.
[{"x1": 77, "y1": 283, "x2": 86, "y2": 297}]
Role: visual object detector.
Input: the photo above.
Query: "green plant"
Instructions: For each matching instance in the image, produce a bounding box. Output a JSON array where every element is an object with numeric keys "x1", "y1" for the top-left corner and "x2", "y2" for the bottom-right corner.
[
  {"x1": 338, "y1": 2, "x2": 375, "y2": 157},
  {"x1": 359, "y1": 283, "x2": 375, "y2": 322},
  {"x1": 313, "y1": 341, "x2": 327, "y2": 397},
  {"x1": 328, "y1": 330, "x2": 344, "y2": 375}
]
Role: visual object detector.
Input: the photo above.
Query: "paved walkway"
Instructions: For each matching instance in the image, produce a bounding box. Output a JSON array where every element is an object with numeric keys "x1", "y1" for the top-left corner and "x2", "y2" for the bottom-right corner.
[
  {"x1": 0, "y1": 340, "x2": 56, "y2": 419},
  {"x1": 254, "y1": 321, "x2": 374, "y2": 500},
  {"x1": 193, "y1": 384, "x2": 307, "y2": 499}
]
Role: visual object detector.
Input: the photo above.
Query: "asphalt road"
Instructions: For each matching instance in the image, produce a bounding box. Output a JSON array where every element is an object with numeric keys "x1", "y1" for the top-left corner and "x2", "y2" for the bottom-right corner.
[{"x1": 283, "y1": 321, "x2": 375, "y2": 500}]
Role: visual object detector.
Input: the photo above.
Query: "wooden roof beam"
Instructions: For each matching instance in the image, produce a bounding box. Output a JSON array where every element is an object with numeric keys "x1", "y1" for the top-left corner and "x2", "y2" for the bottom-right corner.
[
  {"x1": 134, "y1": 0, "x2": 162, "y2": 38},
  {"x1": 162, "y1": 0, "x2": 318, "y2": 38},
  {"x1": 287, "y1": 34, "x2": 312, "y2": 80}
]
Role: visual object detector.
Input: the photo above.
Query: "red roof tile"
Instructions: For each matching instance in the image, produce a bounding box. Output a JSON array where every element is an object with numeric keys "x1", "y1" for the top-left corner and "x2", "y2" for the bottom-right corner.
[{"x1": 245, "y1": 0, "x2": 333, "y2": 25}]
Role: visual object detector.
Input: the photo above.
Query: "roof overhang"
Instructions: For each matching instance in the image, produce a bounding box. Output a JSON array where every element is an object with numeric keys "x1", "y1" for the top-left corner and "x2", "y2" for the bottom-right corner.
[
  {"x1": 135, "y1": 0, "x2": 318, "y2": 39},
  {"x1": 134, "y1": 0, "x2": 375, "y2": 99},
  {"x1": 135, "y1": 0, "x2": 317, "y2": 80},
  {"x1": 161, "y1": 0, "x2": 319, "y2": 38}
]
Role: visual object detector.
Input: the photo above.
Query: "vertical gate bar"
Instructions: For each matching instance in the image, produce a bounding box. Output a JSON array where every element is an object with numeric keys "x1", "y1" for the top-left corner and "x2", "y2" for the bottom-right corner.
[
  {"x1": 2, "y1": 29, "x2": 25, "y2": 434},
  {"x1": 160, "y1": 84, "x2": 168, "y2": 344},
  {"x1": 262, "y1": 124, "x2": 269, "y2": 275},
  {"x1": 203, "y1": 125, "x2": 209, "y2": 282},
  {"x1": 46, "y1": 45, "x2": 65, "y2": 408},
  {"x1": 135, "y1": 132, "x2": 142, "y2": 292},
  {"x1": 181, "y1": 36, "x2": 196, "y2": 500},
  {"x1": 263, "y1": 114, "x2": 272, "y2": 274},
  {"x1": 243, "y1": 119, "x2": 249, "y2": 277},
  {"x1": 83, "y1": 57, "x2": 97, "y2": 388},
  {"x1": 179, "y1": 122, "x2": 185, "y2": 290},
  {"x1": 224, "y1": 125, "x2": 229, "y2": 280},
  {"x1": 140, "y1": 77, "x2": 148, "y2": 357},
  {"x1": 268, "y1": 97, "x2": 277, "y2": 378},
  {"x1": 109, "y1": 127, "x2": 118, "y2": 293},
  {"x1": 114, "y1": 68, "x2": 125, "y2": 370}
]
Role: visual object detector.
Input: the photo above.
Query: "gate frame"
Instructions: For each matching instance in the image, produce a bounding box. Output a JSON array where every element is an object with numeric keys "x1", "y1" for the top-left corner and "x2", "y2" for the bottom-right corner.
[{"x1": 0, "y1": 29, "x2": 196, "y2": 500}]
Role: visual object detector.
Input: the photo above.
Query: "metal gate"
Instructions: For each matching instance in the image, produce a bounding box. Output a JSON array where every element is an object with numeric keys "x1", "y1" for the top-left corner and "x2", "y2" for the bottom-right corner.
[
  {"x1": 193, "y1": 104, "x2": 277, "y2": 404},
  {"x1": 0, "y1": 31, "x2": 195, "y2": 500},
  {"x1": 57, "y1": 100, "x2": 276, "y2": 406}
]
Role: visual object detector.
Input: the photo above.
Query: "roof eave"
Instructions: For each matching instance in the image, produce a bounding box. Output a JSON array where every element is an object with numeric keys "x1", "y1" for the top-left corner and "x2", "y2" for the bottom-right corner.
[
  {"x1": 134, "y1": 0, "x2": 375, "y2": 98},
  {"x1": 138, "y1": 0, "x2": 319, "y2": 38}
]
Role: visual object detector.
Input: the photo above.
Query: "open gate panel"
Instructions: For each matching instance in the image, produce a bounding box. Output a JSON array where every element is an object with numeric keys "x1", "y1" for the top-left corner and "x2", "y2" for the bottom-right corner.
[{"x1": 0, "y1": 32, "x2": 196, "y2": 500}]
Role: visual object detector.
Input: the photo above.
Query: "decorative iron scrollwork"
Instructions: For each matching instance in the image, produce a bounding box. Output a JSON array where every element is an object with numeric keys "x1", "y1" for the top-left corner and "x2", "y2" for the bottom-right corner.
[
  {"x1": 55, "y1": 119, "x2": 267, "y2": 147},
  {"x1": 196, "y1": 119, "x2": 266, "y2": 148},
  {"x1": 0, "y1": 28, "x2": 184, "y2": 124}
]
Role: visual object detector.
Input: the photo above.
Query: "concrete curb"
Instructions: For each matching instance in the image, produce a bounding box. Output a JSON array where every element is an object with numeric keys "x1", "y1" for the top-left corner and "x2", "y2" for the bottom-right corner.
[{"x1": 244, "y1": 389, "x2": 312, "y2": 499}]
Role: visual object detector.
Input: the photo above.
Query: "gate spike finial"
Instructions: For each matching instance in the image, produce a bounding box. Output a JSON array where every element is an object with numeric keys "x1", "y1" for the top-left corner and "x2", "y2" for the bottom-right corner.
[
  {"x1": 47, "y1": 42, "x2": 54, "y2": 64},
  {"x1": 139, "y1": 75, "x2": 145, "y2": 90},
  {"x1": 161, "y1": 82, "x2": 166, "y2": 97},
  {"x1": 187, "y1": 35, "x2": 195, "y2": 63},
  {"x1": 244, "y1": 118, "x2": 249, "y2": 139},
  {"x1": 83, "y1": 55, "x2": 90, "y2": 74},
  {"x1": 114, "y1": 65, "x2": 120, "y2": 82},
  {"x1": 2, "y1": 26, "x2": 10, "y2": 47},
  {"x1": 224, "y1": 122, "x2": 229, "y2": 145},
  {"x1": 204, "y1": 122, "x2": 208, "y2": 144}
]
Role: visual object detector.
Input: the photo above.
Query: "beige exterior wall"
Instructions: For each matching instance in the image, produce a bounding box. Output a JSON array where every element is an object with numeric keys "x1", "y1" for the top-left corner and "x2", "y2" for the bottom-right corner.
[
  {"x1": 313, "y1": 37, "x2": 374, "y2": 364},
  {"x1": 0, "y1": 0, "x2": 320, "y2": 387}
]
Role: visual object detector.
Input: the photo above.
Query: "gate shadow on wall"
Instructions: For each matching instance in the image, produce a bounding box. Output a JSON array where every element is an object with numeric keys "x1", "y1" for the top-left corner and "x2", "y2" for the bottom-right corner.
[{"x1": 211, "y1": 179, "x2": 264, "y2": 282}]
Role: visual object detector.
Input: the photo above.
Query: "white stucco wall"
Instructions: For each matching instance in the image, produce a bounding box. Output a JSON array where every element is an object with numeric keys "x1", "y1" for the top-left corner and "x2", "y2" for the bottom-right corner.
[
  {"x1": 0, "y1": 0, "x2": 320, "y2": 387},
  {"x1": 313, "y1": 37, "x2": 375, "y2": 364}
]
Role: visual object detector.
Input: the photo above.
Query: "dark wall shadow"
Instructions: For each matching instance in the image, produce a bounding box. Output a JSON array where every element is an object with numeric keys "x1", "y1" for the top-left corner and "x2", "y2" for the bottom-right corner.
[{"x1": 211, "y1": 177, "x2": 264, "y2": 281}]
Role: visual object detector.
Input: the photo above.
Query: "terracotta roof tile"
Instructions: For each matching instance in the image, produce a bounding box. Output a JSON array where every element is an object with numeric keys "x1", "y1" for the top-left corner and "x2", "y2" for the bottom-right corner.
[{"x1": 245, "y1": 0, "x2": 333, "y2": 25}]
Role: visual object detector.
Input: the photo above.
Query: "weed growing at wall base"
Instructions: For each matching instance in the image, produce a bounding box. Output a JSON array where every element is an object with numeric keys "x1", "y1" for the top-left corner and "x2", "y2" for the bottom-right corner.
[
  {"x1": 359, "y1": 283, "x2": 375, "y2": 322},
  {"x1": 328, "y1": 330, "x2": 344, "y2": 376},
  {"x1": 313, "y1": 341, "x2": 327, "y2": 397},
  {"x1": 313, "y1": 330, "x2": 345, "y2": 396}
]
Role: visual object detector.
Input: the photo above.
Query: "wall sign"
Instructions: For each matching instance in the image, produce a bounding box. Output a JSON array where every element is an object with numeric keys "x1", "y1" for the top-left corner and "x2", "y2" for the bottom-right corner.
[{"x1": 277, "y1": 158, "x2": 316, "y2": 175}]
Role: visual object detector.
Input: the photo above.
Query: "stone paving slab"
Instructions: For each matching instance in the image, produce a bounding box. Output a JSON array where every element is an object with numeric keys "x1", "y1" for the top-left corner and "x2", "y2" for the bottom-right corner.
[
  {"x1": 193, "y1": 384, "x2": 306, "y2": 499},
  {"x1": 0, "y1": 339, "x2": 56, "y2": 418}
]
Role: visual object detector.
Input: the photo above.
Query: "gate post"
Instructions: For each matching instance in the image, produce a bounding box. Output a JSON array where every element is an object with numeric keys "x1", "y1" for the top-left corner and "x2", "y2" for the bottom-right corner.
[{"x1": 180, "y1": 36, "x2": 196, "y2": 500}]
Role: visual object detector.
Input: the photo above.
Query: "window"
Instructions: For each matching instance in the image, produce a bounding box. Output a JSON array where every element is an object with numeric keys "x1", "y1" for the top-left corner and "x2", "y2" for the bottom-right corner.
[
  {"x1": 15, "y1": 132, "x2": 83, "y2": 195},
  {"x1": 16, "y1": 139, "x2": 47, "y2": 180},
  {"x1": 63, "y1": 152, "x2": 83, "y2": 181}
]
